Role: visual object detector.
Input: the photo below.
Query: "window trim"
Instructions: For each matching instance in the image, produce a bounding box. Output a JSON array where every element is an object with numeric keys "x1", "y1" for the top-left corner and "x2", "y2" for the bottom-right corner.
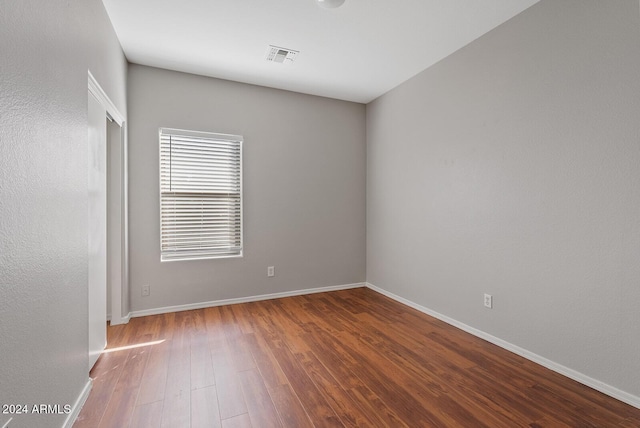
[{"x1": 159, "y1": 127, "x2": 243, "y2": 262}]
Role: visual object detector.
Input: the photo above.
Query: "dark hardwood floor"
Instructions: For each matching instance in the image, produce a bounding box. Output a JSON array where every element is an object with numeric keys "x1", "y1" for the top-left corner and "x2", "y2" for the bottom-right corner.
[{"x1": 74, "y1": 287, "x2": 640, "y2": 427}]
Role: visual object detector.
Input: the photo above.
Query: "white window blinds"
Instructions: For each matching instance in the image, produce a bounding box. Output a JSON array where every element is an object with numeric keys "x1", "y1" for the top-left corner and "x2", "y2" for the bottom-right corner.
[{"x1": 160, "y1": 128, "x2": 243, "y2": 261}]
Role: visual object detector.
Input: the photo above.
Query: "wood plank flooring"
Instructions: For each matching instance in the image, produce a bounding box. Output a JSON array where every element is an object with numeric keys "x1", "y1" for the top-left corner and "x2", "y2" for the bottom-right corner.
[{"x1": 74, "y1": 287, "x2": 640, "y2": 427}]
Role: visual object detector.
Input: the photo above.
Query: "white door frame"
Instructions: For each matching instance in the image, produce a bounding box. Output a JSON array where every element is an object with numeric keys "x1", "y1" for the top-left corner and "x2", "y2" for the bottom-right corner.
[{"x1": 88, "y1": 71, "x2": 130, "y2": 326}]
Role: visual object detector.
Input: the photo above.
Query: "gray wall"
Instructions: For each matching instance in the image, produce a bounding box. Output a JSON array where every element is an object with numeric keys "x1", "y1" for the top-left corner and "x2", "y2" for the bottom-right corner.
[
  {"x1": 0, "y1": 0, "x2": 127, "y2": 427},
  {"x1": 367, "y1": 0, "x2": 640, "y2": 398},
  {"x1": 128, "y1": 64, "x2": 366, "y2": 312}
]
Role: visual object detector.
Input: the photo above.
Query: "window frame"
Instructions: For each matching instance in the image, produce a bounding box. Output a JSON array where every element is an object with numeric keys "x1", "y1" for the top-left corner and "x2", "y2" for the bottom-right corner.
[{"x1": 159, "y1": 127, "x2": 243, "y2": 262}]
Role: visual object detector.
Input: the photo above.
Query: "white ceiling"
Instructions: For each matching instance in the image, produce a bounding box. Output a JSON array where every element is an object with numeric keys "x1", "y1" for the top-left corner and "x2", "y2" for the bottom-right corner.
[{"x1": 101, "y1": 0, "x2": 539, "y2": 103}]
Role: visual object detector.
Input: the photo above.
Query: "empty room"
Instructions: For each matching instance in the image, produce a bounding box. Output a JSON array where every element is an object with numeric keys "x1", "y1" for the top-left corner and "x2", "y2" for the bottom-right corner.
[{"x1": 1, "y1": 0, "x2": 640, "y2": 427}]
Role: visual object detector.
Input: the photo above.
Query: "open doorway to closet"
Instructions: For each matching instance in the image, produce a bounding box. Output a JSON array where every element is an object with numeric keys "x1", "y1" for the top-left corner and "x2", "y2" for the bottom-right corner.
[{"x1": 87, "y1": 71, "x2": 129, "y2": 371}]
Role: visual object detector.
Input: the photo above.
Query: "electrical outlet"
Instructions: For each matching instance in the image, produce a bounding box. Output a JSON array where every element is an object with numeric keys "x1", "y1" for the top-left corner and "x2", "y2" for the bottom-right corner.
[
  {"x1": 267, "y1": 266, "x2": 275, "y2": 277},
  {"x1": 484, "y1": 293, "x2": 493, "y2": 309},
  {"x1": 142, "y1": 284, "x2": 150, "y2": 297}
]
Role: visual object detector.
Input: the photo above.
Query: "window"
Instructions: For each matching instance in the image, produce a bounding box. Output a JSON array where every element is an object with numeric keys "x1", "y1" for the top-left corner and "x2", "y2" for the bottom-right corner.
[{"x1": 159, "y1": 128, "x2": 242, "y2": 261}]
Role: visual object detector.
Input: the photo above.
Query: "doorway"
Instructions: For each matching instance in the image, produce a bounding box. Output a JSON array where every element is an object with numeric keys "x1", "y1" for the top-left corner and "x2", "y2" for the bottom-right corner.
[{"x1": 87, "y1": 72, "x2": 129, "y2": 370}]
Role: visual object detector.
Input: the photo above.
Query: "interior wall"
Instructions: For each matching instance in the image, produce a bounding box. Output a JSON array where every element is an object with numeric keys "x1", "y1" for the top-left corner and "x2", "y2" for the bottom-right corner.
[
  {"x1": 127, "y1": 64, "x2": 366, "y2": 312},
  {"x1": 107, "y1": 118, "x2": 123, "y2": 321},
  {"x1": 367, "y1": 0, "x2": 640, "y2": 399},
  {"x1": 0, "y1": 0, "x2": 127, "y2": 426}
]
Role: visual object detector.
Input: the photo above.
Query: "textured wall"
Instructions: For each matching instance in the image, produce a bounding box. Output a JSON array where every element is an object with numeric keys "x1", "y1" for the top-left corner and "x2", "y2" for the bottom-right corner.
[
  {"x1": 127, "y1": 64, "x2": 366, "y2": 312},
  {"x1": 367, "y1": 0, "x2": 640, "y2": 398},
  {"x1": 0, "y1": 0, "x2": 127, "y2": 426}
]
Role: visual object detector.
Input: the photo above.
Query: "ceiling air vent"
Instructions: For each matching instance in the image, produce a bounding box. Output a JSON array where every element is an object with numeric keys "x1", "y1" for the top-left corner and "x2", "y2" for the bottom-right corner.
[{"x1": 266, "y1": 45, "x2": 299, "y2": 64}]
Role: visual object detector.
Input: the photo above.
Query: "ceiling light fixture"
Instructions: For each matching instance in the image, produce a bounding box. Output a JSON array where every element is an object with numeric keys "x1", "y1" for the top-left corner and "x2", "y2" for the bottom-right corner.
[{"x1": 316, "y1": 0, "x2": 345, "y2": 9}]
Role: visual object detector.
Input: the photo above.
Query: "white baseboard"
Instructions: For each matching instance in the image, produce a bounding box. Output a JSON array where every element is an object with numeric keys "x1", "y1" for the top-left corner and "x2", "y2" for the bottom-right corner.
[
  {"x1": 129, "y1": 282, "x2": 365, "y2": 318},
  {"x1": 365, "y1": 282, "x2": 640, "y2": 410},
  {"x1": 108, "y1": 312, "x2": 131, "y2": 326},
  {"x1": 63, "y1": 378, "x2": 92, "y2": 428}
]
